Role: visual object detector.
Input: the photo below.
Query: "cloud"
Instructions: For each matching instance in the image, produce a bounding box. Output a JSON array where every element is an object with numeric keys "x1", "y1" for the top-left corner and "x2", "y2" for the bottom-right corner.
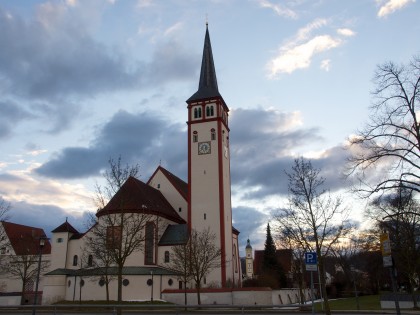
[
  {"x1": 0, "y1": 4, "x2": 197, "y2": 135},
  {"x1": 35, "y1": 110, "x2": 187, "y2": 180},
  {"x1": 267, "y1": 19, "x2": 355, "y2": 76},
  {"x1": 7, "y1": 200, "x2": 87, "y2": 237},
  {"x1": 0, "y1": 100, "x2": 34, "y2": 138},
  {"x1": 257, "y1": 0, "x2": 298, "y2": 19},
  {"x1": 0, "y1": 170, "x2": 92, "y2": 218},
  {"x1": 337, "y1": 28, "x2": 356, "y2": 37},
  {"x1": 34, "y1": 107, "x2": 351, "y2": 203},
  {"x1": 233, "y1": 206, "x2": 269, "y2": 253},
  {"x1": 377, "y1": 0, "x2": 415, "y2": 18}
]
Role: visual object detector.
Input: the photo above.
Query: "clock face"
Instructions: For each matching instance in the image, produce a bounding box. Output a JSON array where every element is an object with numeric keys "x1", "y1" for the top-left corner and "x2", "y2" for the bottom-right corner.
[{"x1": 198, "y1": 141, "x2": 211, "y2": 155}]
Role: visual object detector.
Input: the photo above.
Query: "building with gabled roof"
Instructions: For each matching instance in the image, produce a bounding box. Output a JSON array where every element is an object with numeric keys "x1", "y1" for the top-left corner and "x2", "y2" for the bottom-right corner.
[
  {"x1": 42, "y1": 24, "x2": 241, "y2": 304},
  {"x1": 0, "y1": 221, "x2": 51, "y2": 305}
]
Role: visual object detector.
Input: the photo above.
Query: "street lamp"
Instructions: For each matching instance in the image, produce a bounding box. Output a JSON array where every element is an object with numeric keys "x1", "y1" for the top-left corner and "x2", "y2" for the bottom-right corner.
[
  {"x1": 150, "y1": 270, "x2": 154, "y2": 302},
  {"x1": 32, "y1": 236, "x2": 46, "y2": 315},
  {"x1": 350, "y1": 265, "x2": 360, "y2": 310}
]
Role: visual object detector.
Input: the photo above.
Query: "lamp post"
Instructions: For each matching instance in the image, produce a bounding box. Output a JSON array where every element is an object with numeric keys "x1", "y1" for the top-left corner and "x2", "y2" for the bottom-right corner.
[
  {"x1": 350, "y1": 265, "x2": 360, "y2": 310},
  {"x1": 32, "y1": 236, "x2": 46, "y2": 315},
  {"x1": 150, "y1": 270, "x2": 154, "y2": 303}
]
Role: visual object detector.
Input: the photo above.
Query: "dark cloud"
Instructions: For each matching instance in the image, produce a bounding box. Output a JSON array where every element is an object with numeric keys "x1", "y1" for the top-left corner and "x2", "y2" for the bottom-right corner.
[
  {"x1": 233, "y1": 206, "x2": 268, "y2": 253},
  {"x1": 0, "y1": 6, "x2": 198, "y2": 135},
  {"x1": 8, "y1": 201, "x2": 86, "y2": 238},
  {"x1": 0, "y1": 100, "x2": 34, "y2": 138},
  {"x1": 35, "y1": 107, "x2": 350, "y2": 199},
  {"x1": 35, "y1": 110, "x2": 187, "y2": 180}
]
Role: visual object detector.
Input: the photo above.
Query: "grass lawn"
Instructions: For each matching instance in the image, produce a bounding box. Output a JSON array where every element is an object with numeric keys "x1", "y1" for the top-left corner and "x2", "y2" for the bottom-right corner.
[{"x1": 315, "y1": 295, "x2": 381, "y2": 311}]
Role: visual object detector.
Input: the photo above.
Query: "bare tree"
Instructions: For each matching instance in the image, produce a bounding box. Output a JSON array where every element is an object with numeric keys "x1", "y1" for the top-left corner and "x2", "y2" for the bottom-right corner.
[
  {"x1": 367, "y1": 186, "x2": 420, "y2": 307},
  {"x1": 0, "y1": 234, "x2": 50, "y2": 304},
  {"x1": 169, "y1": 242, "x2": 192, "y2": 306},
  {"x1": 88, "y1": 157, "x2": 155, "y2": 307},
  {"x1": 274, "y1": 158, "x2": 352, "y2": 315},
  {"x1": 83, "y1": 213, "x2": 115, "y2": 302},
  {"x1": 0, "y1": 197, "x2": 11, "y2": 250},
  {"x1": 170, "y1": 228, "x2": 222, "y2": 305},
  {"x1": 277, "y1": 227, "x2": 307, "y2": 304},
  {"x1": 347, "y1": 55, "x2": 420, "y2": 197}
]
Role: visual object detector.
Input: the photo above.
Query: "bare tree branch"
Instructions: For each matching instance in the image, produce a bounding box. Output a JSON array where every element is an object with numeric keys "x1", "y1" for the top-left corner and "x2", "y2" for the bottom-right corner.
[{"x1": 346, "y1": 55, "x2": 420, "y2": 197}]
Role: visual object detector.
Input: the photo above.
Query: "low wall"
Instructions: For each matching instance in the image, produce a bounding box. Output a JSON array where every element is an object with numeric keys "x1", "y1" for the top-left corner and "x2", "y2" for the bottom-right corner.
[
  {"x1": 0, "y1": 295, "x2": 20, "y2": 306},
  {"x1": 273, "y1": 288, "x2": 313, "y2": 305},
  {"x1": 162, "y1": 288, "x2": 311, "y2": 306}
]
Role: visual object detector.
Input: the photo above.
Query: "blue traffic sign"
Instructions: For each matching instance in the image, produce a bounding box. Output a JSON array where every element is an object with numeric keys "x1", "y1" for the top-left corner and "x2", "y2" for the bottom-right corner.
[{"x1": 305, "y1": 252, "x2": 317, "y2": 264}]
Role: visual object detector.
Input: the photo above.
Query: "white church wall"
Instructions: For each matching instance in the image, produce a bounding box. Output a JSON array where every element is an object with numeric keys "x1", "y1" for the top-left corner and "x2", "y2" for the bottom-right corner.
[{"x1": 147, "y1": 170, "x2": 188, "y2": 223}]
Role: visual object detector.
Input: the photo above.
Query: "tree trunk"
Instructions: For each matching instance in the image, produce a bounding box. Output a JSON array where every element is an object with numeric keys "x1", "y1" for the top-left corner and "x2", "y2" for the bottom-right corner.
[
  {"x1": 318, "y1": 257, "x2": 331, "y2": 315},
  {"x1": 20, "y1": 279, "x2": 26, "y2": 305},
  {"x1": 105, "y1": 274, "x2": 110, "y2": 303},
  {"x1": 196, "y1": 284, "x2": 201, "y2": 305},
  {"x1": 117, "y1": 266, "x2": 123, "y2": 315},
  {"x1": 298, "y1": 259, "x2": 305, "y2": 304},
  {"x1": 409, "y1": 279, "x2": 418, "y2": 308}
]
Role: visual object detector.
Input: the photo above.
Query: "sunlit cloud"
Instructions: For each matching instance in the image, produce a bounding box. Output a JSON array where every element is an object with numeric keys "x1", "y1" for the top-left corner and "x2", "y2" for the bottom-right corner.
[
  {"x1": 0, "y1": 168, "x2": 92, "y2": 214},
  {"x1": 164, "y1": 22, "x2": 184, "y2": 37},
  {"x1": 377, "y1": 0, "x2": 415, "y2": 17},
  {"x1": 257, "y1": 0, "x2": 298, "y2": 19},
  {"x1": 267, "y1": 19, "x2": 355, "y2": 77},
  {"x1": 337, "y1": 28, "x2": 356, "y2": 37},
  {"x1": 65, "y1": 0, "x2": 77, "y2": 7},
  {"x1": 268, "y1": 35, "x2": 341, "y2": 76}
]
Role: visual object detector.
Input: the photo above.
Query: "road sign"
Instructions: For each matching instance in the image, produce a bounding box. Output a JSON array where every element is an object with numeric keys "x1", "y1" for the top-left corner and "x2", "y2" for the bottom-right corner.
[
  {"x1": 380, "y1": 233, "x2": 392, "y2": 256},
  {"x1": 305, "y1": 252, "x2": 318, "y2": 271}
]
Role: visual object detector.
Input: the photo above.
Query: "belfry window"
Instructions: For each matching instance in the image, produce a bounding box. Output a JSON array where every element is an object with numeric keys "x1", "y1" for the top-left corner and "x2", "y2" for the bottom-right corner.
[
  {"x1": 194, "y1": 107, "x2": 202, "y2": 119},
  {"x1": 206, "y1": 105, "x2": 214, "y2": 117},
  {"x1": 211, "y1": 129, "x2": 216, "y2": 140}
]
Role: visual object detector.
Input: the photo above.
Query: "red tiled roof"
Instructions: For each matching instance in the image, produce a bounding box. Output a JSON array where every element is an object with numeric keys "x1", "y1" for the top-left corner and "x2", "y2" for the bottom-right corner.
[
  {"x1": 97, "y1": 176, "x2": 186, "y2": 224},
  {"x1": 232, "y1": 226, "x2": 240, "y2": 235},
  {"x1": 51, "y1": 221, "x2": 79, "y2": 234},
  {"x1": 147, "y1": 166, "x2": 188, "y2": 201},
  {"x1": 1, "y1": 221, "x2": 51, "y2": 255}
]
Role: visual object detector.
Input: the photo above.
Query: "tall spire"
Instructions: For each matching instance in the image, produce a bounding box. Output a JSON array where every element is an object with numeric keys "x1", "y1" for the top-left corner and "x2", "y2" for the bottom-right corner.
[{"x1": 187, "y1": 24, "x2": 222, "y2": 102}]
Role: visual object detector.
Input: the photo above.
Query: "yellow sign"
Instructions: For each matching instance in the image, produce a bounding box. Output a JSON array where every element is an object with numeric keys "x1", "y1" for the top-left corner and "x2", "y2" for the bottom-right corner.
[{"x1": 380, "y1": 233, "x2": 392, "y2": 256}]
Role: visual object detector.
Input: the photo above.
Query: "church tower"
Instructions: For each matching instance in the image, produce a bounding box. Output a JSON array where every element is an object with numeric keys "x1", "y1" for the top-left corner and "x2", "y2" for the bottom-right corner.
[
  {"x1": 245, "y1": 239, "x2": 254, "y2": 279},
  {"x1": 187, "y1": 24, "x2": 233, "y2": 287}
]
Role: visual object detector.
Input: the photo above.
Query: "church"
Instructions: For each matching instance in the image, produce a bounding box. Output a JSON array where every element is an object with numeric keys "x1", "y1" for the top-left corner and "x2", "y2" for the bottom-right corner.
[{"x1": 42, "y1": 24, "x2": 241, "y2": 303}]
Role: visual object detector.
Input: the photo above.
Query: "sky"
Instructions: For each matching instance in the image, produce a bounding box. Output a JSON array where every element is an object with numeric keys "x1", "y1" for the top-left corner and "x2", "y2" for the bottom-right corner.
[{"x1": 0, "y1": 0, "x2": 419, "y2": 255}]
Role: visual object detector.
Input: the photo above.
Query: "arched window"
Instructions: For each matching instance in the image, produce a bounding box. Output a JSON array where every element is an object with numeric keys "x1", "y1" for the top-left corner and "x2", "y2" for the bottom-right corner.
[
  {"x1": 88, "y1": 255, "x2": 93, "y2": 267},
  {"x1": 145, "y1": 222, "x2": 155, "y2": 265},
  {"x1": 194, "y1": 107, "x2": 202, "y2": 119},
  {"x1": 73, "y1": 255, "x2": 78, "y2": 266},
  {"x1": 206, "y1": 105, "x2": 215, "y2": 117},
  {"x1": 193, "y1": 131, "x2": 198, "y2": 143},
  {"x1": 211, "y1": 128, "x2": 216, "y2": 141},
  {"x1": 164, "y1": 251, "x2": 170, "y2": 263}
]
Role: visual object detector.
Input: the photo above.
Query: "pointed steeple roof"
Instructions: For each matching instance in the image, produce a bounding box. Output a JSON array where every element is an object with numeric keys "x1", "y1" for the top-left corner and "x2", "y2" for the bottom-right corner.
[{"x1": 187, "y1": 24, "x2": 223, "y2": 102}]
